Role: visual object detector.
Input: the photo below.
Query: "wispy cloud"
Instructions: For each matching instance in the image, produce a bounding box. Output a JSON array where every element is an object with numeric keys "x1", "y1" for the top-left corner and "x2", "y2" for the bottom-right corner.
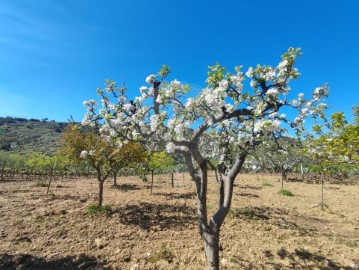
[{"x1": 0, "y1": 1, "x2": 85, "y2": 67}]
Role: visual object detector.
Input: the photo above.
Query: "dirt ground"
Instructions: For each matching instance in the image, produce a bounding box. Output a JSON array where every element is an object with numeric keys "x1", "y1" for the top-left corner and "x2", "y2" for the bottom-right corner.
[{"x1": 0, "y1": 173, "x2": 358, "y2": 270}]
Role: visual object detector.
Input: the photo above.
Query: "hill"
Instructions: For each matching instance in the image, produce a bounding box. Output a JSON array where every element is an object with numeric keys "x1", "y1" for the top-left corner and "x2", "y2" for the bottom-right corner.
[{"x1": 0, "y1": 117, "x2": 69, "y2": 155}]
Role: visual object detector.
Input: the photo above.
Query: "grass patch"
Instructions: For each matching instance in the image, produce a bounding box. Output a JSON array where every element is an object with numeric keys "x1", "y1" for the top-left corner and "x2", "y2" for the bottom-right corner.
[
  {"x1": 206, "y1": 203, "x2": 215, "y2": 211},
  {"x1": 87, "y1": 204, "x2": 112, "y2": 215},
  {"x1": 36, "y1": 179, "x2": 49, "y2": 187},
  {"x1": 236, "y1": 207, "x2": 256, "y2": 216},
  {"x1": 278, "y1": 189, "x2": 294, "y2": 196},
  {"x1": 262, "y1": 182, "x2": 274, "y2": 187},
  {"x1": 147, "y1": 245, "x2": 174, "y2": 264},
  {"x1": 32, "y1": 215, "x2": 46, "y2": 224}
]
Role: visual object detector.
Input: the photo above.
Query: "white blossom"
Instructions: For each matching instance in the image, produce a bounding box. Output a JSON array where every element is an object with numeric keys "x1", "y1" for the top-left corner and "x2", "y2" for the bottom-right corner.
[
  {"x1": 80, "y1": 150, "x2": 88, "y2": 158},
  {"x1": 246, "y1": 67, "x2": 254, "y2": 78},
  {"x1": 156, "y1": 94, "x2": 163, "y2": 104},
  {"x1": 267, "y1": 88, "x2": 279, "y2": 96},
  {"x1": 166, "y1": 142, "x2": 175, "y2": 153},
  {"x1": 277, "y1": 59, "x2": 288, "y2": 69},
  {"x1": 146, "y1": 74, "x2": 156, "y2": 84}
]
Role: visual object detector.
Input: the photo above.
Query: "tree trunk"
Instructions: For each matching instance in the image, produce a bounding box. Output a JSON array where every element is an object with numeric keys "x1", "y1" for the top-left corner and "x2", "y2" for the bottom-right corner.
[
  {"x1": 46, "y1": 170, "x2": 53, "y2": 195},
  {"x1": 185, "y1": 146, "x2": 246, "y2": 270},
  {"x1": 96, "y1": 168, "x2": 104, "y2": 207},
  {"x1": 301, "y1": 163, "x2": 305, "y2": 181},
  {"x1": 113, "y1": 171, "x2": 117, "y2": 186},
  {"x1": 98, "y1": 180, "x2": 104, "y2": 207},
  {"x1": 150, "y1": 169, "x2": 154, "y2": 194},
  {"x1": 321, "y1": 173, "x2": 324, "y2": 211},
  {"x1": 281, "y1": 172, "x2": 284, "y2": 189},
  {"x1": 202, "y1": 229, "x2": 220, "y2": 270},
  {"x1": 171, "y1": 172, "x2": 174, "y2": 188},
  {"x1": 218, "y1": 178, "x2": 224, "y2": 209},
  {"x1": 1, "y1": 160, "x2": 6, "y2": 180},
  {"x1": 281, "y1": 167, "x2": 287, "y2": 189}
]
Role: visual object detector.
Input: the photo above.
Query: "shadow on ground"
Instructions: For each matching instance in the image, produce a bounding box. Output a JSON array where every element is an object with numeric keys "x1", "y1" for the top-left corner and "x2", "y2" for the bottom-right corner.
[
  {"x1": 114, "y1": 202, "x2": 197, "y2": 231},
  {"x1": 232, "y1": 206, "x2": 288, "y2": 221},
  {"x1": 236, "y1": 184, "x2": 262, "y2": 190},
  {"x1": 154, "y1": 192, "x2": 196, "y2": 200},
  {"x1": 110, "y1": 183, "x2": 142, "y2": 192},
  {"x1": 236, "y1": 192, "x2": 260, "y2": 198},
  {"x1": 264, "y1": 247, "x2": 356, "y2": 270},
  {"x1": 232, "y1": 206, "x2": 326, "y2": 237},
  {"x1": 0, "y1": 253, "x2": 110, "y2": 270}
]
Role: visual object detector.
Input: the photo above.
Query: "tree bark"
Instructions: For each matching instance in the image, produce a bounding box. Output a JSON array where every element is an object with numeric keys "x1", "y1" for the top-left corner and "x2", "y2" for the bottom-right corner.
[
  {"x1": 180, "y1": 144, "x2": 246, "y2": 270},
  {"x1": 98, "y1": 180, "x2": 104, "y2": 207},
  {"x1": 300, "y1": 163, "x2": 305, "y2": 181},
  {"x1": 46, "y1": 168, "x2": 54, "y2": 195},
  {"x1": 321, "y1": 173, "x2": 324, "y2": 211},
  {"x1": 96, "y1": 167, "x2": 104, "y2": 207},
  {"x1": 202, "y1": 229, "x2": 220, "y2": 270},
  {"x1": 281, "y1": 168, "x2": 287, "y2": 189},
  {"x1": 171, "y1": 172, "x2": 174, "y2": 188},
  {"x1": 150, "y1": 169, "x2": 154, "y2": 194},
  {"x1": 113, "y1": 171, "x2": 117, "y2": 186},
  {"x1": 1, "y1": 161, "x2": 6, "y2": 180}
]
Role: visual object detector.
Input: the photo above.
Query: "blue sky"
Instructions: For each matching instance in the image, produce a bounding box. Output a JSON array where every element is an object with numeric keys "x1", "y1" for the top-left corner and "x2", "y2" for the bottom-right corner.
[{"x1": 0, "y1": 0, "x2": 358, "y2": 123}]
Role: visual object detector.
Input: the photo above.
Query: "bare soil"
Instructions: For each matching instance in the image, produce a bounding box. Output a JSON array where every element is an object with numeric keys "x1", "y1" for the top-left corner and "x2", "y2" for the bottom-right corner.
[{"x1": 0, "y1": 173, "x2": 358, "y2": 269}]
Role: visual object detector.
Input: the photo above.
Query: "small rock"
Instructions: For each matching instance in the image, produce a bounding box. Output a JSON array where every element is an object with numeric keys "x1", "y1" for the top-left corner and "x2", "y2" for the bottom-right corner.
[
  {"x1": 120, "y1": 254, "x2": 131, "y2": 262},
  {"x1": 95, "y1": 238, "x2": 104, "y2": 249},
  {"x1": 221, "y1": 258, "x2": 228, "y2": 266},
  {"x1": 78, "y1": 261, "x2": 97, "y2": 269},
  {"x1": 130, "y1": 264, "x2": 139, "y2": 270}
]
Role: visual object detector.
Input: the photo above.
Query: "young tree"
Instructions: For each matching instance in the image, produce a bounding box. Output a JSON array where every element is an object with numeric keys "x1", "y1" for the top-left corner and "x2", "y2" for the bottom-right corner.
[
  {"x1": 27, "y1": 152, "x2": 65, "y2": 194},
  {"x1": 306, "y1": 108, "x2": 359, "y2": 209},
  {"x1": 145, "y1": 151, "x2": 175, "y2": 193},
  {"x1": 61, "y1": 125, "x2": 114, "y2": 206},
  {"x1": 108, "y1": 141, "x2": 147, "y2": 186},
  {"x1": 61, "y1": 125, "x2": 146, "y2": 205},
  {"x1": 82, "y1": 48, "x2": 328, "y2": 269},
  {"x1": 254, "y1": 137, "x2": 305, "y2": 188}
]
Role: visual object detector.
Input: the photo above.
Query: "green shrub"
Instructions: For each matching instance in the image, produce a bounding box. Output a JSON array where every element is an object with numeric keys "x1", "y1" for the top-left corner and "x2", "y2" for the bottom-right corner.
[
  {"x1": 36, "y1": 179, "x2": 49, "y2": 187},
  {"x1": 87, "y1": 204, "x2": 112, "y2": 215},
  {"x1": 278, "y1": 189, "x2": 294, "y2": 196},
  {"x1": 147, "y1": 245, "x2": 174, "y2": 264},
  {"x1": 263, "y1": 182, "x2": 274, "y2": 187}
]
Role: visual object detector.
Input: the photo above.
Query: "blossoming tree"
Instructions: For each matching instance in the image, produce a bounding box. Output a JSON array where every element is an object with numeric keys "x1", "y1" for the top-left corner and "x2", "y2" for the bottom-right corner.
[
  {"x1": 254, "y1": 136, "x2": 306, "y2": 188},
  {"x1": 82, "y1": 48, "x2": 328, "y2": 269}
]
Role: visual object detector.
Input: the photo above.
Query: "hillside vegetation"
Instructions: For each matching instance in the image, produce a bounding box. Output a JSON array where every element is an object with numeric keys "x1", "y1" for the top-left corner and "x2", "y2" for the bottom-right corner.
[{"x1": 0, "y1": 117, "x2": 69, "y2": 155}]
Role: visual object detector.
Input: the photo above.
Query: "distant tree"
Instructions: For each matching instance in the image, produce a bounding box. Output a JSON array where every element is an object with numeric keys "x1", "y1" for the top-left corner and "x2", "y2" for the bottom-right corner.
[
  {"x1": 61, "y1": 124, "x2": 146, "y2": 206},
  {"x1": 255, "y1": 137, "x2": 305, "y2": 188},
  {"x1": 61, "y1": 125, "x2": 112, "y2": 206},
  {"x1": 145, "y1": 151, "x2": 175, "y2": 193},
  {"x1": 305, "y1": 108, "x2": 359, "y2": 210},
  {"x1": 27, "y1": 152, "x2": 65, "y2": 194},
  {"x1": 108, "y1": 142, "x2": 147, "y2": 186},
  {"x1": 308, "y1": 108, "x2": 359, "y2": 174}
]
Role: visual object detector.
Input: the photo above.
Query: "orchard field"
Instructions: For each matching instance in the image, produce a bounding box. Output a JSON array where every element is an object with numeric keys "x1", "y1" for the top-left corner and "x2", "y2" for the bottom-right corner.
[{"x1": 0, "y1": 173, "x2": 358, "y2": 270}]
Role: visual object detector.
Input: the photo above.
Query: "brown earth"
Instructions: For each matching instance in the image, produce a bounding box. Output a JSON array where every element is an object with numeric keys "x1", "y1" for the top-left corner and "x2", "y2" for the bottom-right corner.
[{"x1": 0, "y1": 173, "x2": 358, "y2": 270}]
